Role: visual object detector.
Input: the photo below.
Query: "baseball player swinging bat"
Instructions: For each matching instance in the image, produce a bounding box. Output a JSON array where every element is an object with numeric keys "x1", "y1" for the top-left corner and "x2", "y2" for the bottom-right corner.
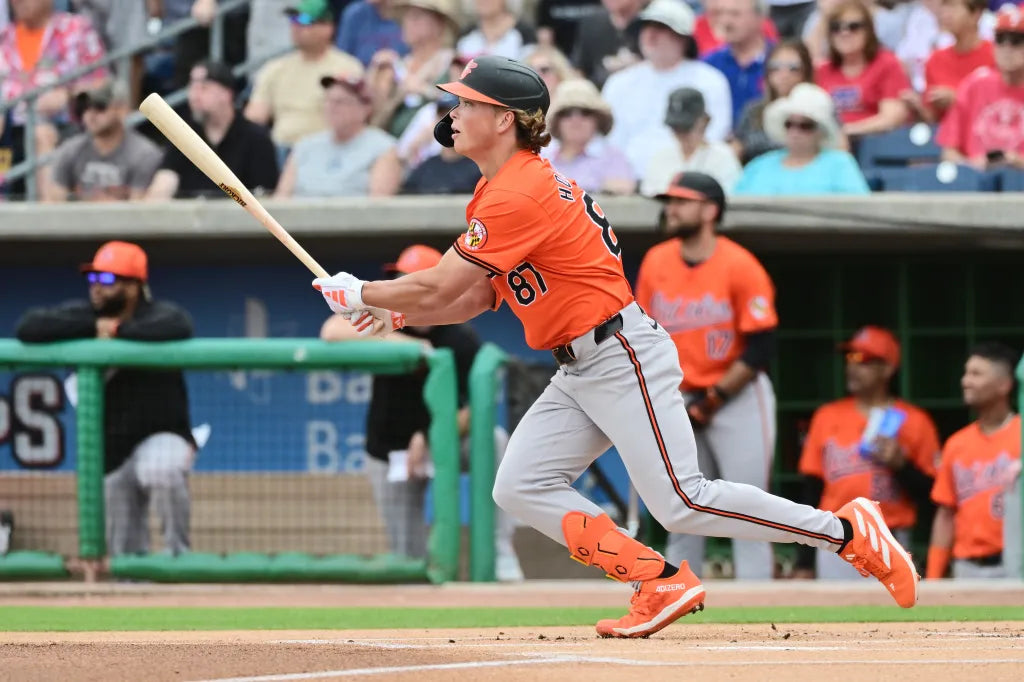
[{"x1": 139, "y1": 93, "x2": 328, "y2": 279}]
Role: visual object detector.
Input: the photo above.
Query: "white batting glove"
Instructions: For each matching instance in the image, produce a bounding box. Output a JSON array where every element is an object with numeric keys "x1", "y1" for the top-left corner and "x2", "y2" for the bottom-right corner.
[
  {"x1": 312, "y1": 271, "x2": 365, "y2": 314},
  {"x1": 346, "y1": 307, "x2": 406, "y2": 337}
]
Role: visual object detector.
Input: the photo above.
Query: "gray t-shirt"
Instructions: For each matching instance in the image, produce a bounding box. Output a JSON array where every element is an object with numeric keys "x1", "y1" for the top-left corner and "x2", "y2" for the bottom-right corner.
[
  {"x1": 52, "y1": 129, "x2": 163, "y2": 201},
  {"x1": 291, "y1": 128, "x2": 396, "y2": 198}
]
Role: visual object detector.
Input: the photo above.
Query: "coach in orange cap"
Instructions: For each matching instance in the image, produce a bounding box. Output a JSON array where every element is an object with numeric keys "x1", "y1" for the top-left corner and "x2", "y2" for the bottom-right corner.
[
  {"x1": 16, "y1": 241, "x2": 196, "y2": 559},
  {"x1": 796, "y1": 326, "x2": 940, "y2": 579}
]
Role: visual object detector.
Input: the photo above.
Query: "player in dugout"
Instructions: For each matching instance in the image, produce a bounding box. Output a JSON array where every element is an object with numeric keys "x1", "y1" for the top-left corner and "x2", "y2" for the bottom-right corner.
[
  {"x1": 320, "y1": 244, "x2": 524, "y2": 581},
  {"x1": 311, "y1": 55, "x2": 919, "y2": 638},
  {"x1": 928, "y1": 342, "x2": 1022, "y2": 580},
  {"x1": 15, "y1": 241, "x2": 196, "y2": 558}
]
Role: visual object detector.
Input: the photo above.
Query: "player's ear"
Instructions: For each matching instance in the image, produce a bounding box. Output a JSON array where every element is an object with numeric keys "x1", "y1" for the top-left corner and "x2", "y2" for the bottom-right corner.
[{"x1": 495, "y1": 107, "x2": 515, "y2": 134}]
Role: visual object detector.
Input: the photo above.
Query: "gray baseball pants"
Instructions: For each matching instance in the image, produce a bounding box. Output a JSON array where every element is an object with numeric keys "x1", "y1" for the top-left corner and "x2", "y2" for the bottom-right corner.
[
  {"x1": 104, "y1": 432, "x2": 193, "y2": 556},
  {"x1": 493, "y1": 303, "x2": 846, "y2": 565},
  {"x1": 666, "y1": 373, "x2": 777, "y2": 579}
]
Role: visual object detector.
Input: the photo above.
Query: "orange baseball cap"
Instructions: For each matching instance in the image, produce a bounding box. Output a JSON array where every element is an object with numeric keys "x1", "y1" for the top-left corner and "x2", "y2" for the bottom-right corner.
[
  {"x1": 80, "y1": 241, "x2": 148, "y2": 281},
  {"x1": 840, "y1": 326, "x2": 900, "y2": 368},
  {"x1": 384, "y1": 245, "x2": 443, "y2": 275}
]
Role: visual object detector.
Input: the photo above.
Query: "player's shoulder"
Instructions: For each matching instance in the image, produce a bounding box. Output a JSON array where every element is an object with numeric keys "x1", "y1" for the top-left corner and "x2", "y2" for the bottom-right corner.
[
  {"x1": 812, "y1": 397, "x2": 857, "y2": 422},
  {"x1": 894, "y1": 400, "x2": 936, "y2": 427},
  {"x1": 942, "y1": 422, "x2": 980, "y2": 454},
  {"x1": 716, "y1": 236, "x2": 769, "y2": 270}
]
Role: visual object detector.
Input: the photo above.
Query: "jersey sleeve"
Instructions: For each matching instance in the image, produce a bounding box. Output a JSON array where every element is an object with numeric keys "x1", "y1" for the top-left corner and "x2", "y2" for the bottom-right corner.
[
  {"x1": 732, "y1": 255, "x2": 778, "y2": 333},
  {"x1": 930, "y1": 440, "x2": 957, "y2": 508},
  {"x1": 798, "y1": 409, "x2": 827, "y2": 478},
  {"x1": 452, "y1": 190, "x2": 550, "y2": 275}
]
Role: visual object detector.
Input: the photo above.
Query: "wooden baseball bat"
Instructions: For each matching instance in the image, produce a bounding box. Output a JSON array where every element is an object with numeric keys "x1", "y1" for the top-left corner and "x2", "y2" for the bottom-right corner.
[{"x1": 139, "y1": 93, "x2": 329, "y2": 279}]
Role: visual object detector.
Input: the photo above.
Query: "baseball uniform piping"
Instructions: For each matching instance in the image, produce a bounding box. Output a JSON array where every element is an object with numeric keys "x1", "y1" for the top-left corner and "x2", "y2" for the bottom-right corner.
[
  {"x1": 613, "y1": 331, "x2": 846, "y2": 546},
  {"x1": 452, "y1": 241, "x2": 502, "y2": 275}
]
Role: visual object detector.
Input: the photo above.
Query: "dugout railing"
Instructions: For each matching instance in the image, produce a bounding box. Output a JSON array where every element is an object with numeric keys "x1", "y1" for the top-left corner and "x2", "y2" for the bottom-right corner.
[{"x1": 0, "y1": 338, "x2": 466, "y2": 583}]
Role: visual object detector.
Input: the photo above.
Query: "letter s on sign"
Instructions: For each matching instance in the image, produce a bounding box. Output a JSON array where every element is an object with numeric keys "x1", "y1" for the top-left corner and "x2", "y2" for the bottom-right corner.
[{"x1": 11, "y1": 375, "x2": 65, "y2": 468}]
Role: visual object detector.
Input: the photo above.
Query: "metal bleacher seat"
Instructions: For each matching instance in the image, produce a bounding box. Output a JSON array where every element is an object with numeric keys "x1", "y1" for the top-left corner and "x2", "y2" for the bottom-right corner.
[
  {"x1": 870, "y1": 164, "x2": 999, "y2": 192},
  {"x1": 992, "y1": 167, "x2": 1024, "y2": 192}
]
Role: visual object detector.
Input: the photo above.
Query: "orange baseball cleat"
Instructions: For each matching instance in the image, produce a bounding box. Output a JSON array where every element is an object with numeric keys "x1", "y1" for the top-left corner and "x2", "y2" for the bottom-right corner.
[
  {"x1": 595, "y1": 562, "x2": 706, "y2": 638},
  {"x1": 835, "y1": 497, "x2": 919, "y2": 608}
]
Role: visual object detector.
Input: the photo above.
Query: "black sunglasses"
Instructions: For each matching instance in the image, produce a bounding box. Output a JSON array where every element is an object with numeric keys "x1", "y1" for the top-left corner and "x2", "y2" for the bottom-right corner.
[
  {"x1": 995, "y1": 32, "x2": 1024, "y2": 47},
  {"x1": 86, "y1": 272, "x2": 119, "y2": 285},
  {"x1": 829, "y1": 20, "x2": 866, "y2": 34},
  {"x1": 785, "y1": 118, "x2": 817, "y2": 131}
]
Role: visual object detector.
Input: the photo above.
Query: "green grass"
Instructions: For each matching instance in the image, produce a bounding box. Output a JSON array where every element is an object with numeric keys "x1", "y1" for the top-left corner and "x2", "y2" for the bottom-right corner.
[{"x1": 3, "y1": 605, "x2": 1023, "y2": 631}]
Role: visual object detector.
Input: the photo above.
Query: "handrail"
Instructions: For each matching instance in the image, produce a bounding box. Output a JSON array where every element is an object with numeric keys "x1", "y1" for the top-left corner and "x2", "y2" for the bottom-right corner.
[
  {"x1": 0, "y1": 0, "x2": 251, "y2": 116},
  {"x1": 1, "y1": 0, "x2": 252, "y2": 200}
]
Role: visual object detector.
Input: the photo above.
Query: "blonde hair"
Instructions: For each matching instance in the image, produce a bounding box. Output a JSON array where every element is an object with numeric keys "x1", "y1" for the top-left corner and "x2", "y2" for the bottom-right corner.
[{"x1": 514, "y1": 108, "x2": 551, "y2": 154}]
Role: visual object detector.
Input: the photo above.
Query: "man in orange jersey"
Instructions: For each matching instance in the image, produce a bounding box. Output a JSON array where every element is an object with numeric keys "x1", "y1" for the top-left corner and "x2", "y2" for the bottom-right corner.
[
  {"x1": 797, "y1": 327, "x2": 940, "y2": 579},
  {"x1": 928, "y1": 342, "x2": 1022, "y2": 580},
  {"x1": 310, "y1": 54, "x2": 919, "y2": 637},
  {"x1": 634, "y1": 171, "x2": 779, "y2": 581}
]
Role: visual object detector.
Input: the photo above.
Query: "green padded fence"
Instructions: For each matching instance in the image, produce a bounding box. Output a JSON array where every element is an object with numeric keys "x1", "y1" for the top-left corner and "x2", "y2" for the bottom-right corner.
[
  {"x1": 0, "y1": 338, "x2": 460, "y2": 583},
  {"x1": 467, "y1": 343, "x2": 508, "y2": 582}
]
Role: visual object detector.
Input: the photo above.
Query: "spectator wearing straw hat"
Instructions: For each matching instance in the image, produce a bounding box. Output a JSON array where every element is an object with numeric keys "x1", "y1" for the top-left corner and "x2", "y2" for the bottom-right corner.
[
  {"x1": 367, "y1": 0, "x2": 462, "y2": 137},
  {"x1": 541, "y1": 78, "x2": 636, "y2": 195},
  {"x1": 733, "y1": 82, "x2": 869, "y2": 195},
  {"x1": 640, "y1": 86, "x2": 742, "y2": 196}
]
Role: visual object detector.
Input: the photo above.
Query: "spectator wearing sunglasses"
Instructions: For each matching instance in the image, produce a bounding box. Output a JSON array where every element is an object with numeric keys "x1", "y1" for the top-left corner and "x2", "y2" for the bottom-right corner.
[
  {"x1": 15, "y1": 241, "x2": 196, "y2": 559},
  {"x1": 523, "y1": 44, "x2": 577, "y2": 95},
  {"x1": 734, "y1": 82, "x2": 869, "y2": 194},
  {"x1": 813, "y1": 0, "x2": 911, "y2": 138},
  {"x1": 792, "y1": 327, "x2": 939, "y2": 580},
  {"x1": 245, "y1": 0, "x2": 364, "y2": 162},
  {"x1": 44, "y1": 81, "x2": 162, "y2": 202},
  {"x1": 937, "y1": 6, "x2": 1024, "y2": 170},
  {"x1": 730, "y1": 39, "x2": 820, "y2": 163}
]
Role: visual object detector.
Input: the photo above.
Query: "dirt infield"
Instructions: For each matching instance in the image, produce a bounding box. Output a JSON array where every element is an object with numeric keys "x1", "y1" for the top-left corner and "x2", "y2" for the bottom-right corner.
[{"x1": 2, "y1": 582, "x2": 1023, "y2": 681}]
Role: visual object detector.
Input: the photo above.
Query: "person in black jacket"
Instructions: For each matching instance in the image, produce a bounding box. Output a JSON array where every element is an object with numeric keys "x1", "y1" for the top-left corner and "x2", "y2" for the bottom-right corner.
[{"x1": 16, "y1": 241, "x2": 196, "y2": 557}]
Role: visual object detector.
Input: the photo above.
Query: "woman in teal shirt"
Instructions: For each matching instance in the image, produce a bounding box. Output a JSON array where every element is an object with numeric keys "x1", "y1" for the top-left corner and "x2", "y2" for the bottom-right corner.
[{"x1": 734, "y1": 83, "x2": 870, "y2": 196}]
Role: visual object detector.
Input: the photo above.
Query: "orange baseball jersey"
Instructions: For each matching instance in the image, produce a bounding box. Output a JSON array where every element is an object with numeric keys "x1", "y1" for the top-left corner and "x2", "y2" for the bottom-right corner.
[
  {"x1": 931, "y1": 415, "x2": 1021, "y2": 559},
  {"x1": 451, "y1": 150, "x2": 633, "y2": 350},
  {"x1": 799, "y1": 398, "x2": 940, "y2": 529},
  {"x1": 634, "y1": 237, "x2": 777, "y2": 390}
]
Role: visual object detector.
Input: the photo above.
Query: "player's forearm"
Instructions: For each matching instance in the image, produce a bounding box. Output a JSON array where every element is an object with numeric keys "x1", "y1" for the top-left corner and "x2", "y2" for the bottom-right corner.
[
  {"x1": 362, "y1": 270, "x2": 451, "y2": 314},
  {"x1": 929, "y1": 506, "x2": 955, "y2": 550},
  {"x1": 403, "y1": 290, "x2": 491, "y2": 326},
  {"x1": 715, "y1": 361, "x2": 756, "y2": 396}
]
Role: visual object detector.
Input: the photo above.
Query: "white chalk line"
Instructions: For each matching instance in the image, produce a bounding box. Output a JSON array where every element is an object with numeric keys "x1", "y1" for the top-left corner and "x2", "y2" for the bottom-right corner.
[{"x1": 191, "y1": 654, "x2": 1024, "y2": 682}]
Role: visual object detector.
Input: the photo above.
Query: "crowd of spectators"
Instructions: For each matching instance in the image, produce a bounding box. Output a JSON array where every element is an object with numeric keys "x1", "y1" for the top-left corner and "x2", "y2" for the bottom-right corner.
[{"x1": 2, "y1": 0, "x2": 1024, "y2": 200}]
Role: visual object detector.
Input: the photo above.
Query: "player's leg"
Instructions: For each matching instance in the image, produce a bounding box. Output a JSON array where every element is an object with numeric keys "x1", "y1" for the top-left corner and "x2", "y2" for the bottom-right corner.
[
  {"x1": 133, "y1": 432, "x2": 194, "y2": 555},
  {"x1": 492, "y1": 379, "x2": 612, "y2": 543},
  {"x1": 1004, "y1": 469, "x2": 1022, "y2": 579},
  {"x1": 495, "y1": 379, "x2": 705, "y2": 639},
  {"x1": 573, "y1": 304, "x2": 917, "y2": 608},
  {"x1": 492, "y1": 426, "x2": 525, "y2": 582},
  {"x1": 104, "y1": 455, "x2": 149, "y2": 555},
  {"x1": 699, "y1": 374, "x2": 777, "y2": 580},
  {"x1": 663, "y1": 428, "x2": 714, "y2": 577},
  {"x1": 364, "y1": 451, "x2": 429, "y2": 558}
]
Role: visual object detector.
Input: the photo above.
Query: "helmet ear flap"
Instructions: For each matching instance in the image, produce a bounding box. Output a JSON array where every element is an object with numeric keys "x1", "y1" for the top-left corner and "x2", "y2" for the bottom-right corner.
[{"x1": 434, "y1": 109, "x2": 456, "y2": 147}]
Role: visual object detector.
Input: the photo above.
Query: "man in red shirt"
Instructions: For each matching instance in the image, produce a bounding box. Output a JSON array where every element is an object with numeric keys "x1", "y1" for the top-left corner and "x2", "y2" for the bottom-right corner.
[
  {"x1": 938, "y1": 6, "x2": 1024, "y2": 168},
  {"x1": 923, "y1": 0, "x2": 995, "y2": 122}
]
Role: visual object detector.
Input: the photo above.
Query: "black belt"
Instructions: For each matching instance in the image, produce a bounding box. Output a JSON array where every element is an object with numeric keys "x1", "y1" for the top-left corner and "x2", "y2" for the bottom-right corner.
[
  {"x1": 965, "y1": 552, "x2": 1002, "y2": 567},
  {"x1": 551, "y1": 313, "x2": 624, "y2": 365}
]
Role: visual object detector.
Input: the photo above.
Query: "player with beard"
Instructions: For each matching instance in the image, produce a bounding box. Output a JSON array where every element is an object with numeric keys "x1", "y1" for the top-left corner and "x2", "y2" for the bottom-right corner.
[
  {"x1": 16, "y1": 241, "x2": 197, "y2": 558},
  {"x1": 634, "y1": 172, "x2": 781, "y2": 580}
]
